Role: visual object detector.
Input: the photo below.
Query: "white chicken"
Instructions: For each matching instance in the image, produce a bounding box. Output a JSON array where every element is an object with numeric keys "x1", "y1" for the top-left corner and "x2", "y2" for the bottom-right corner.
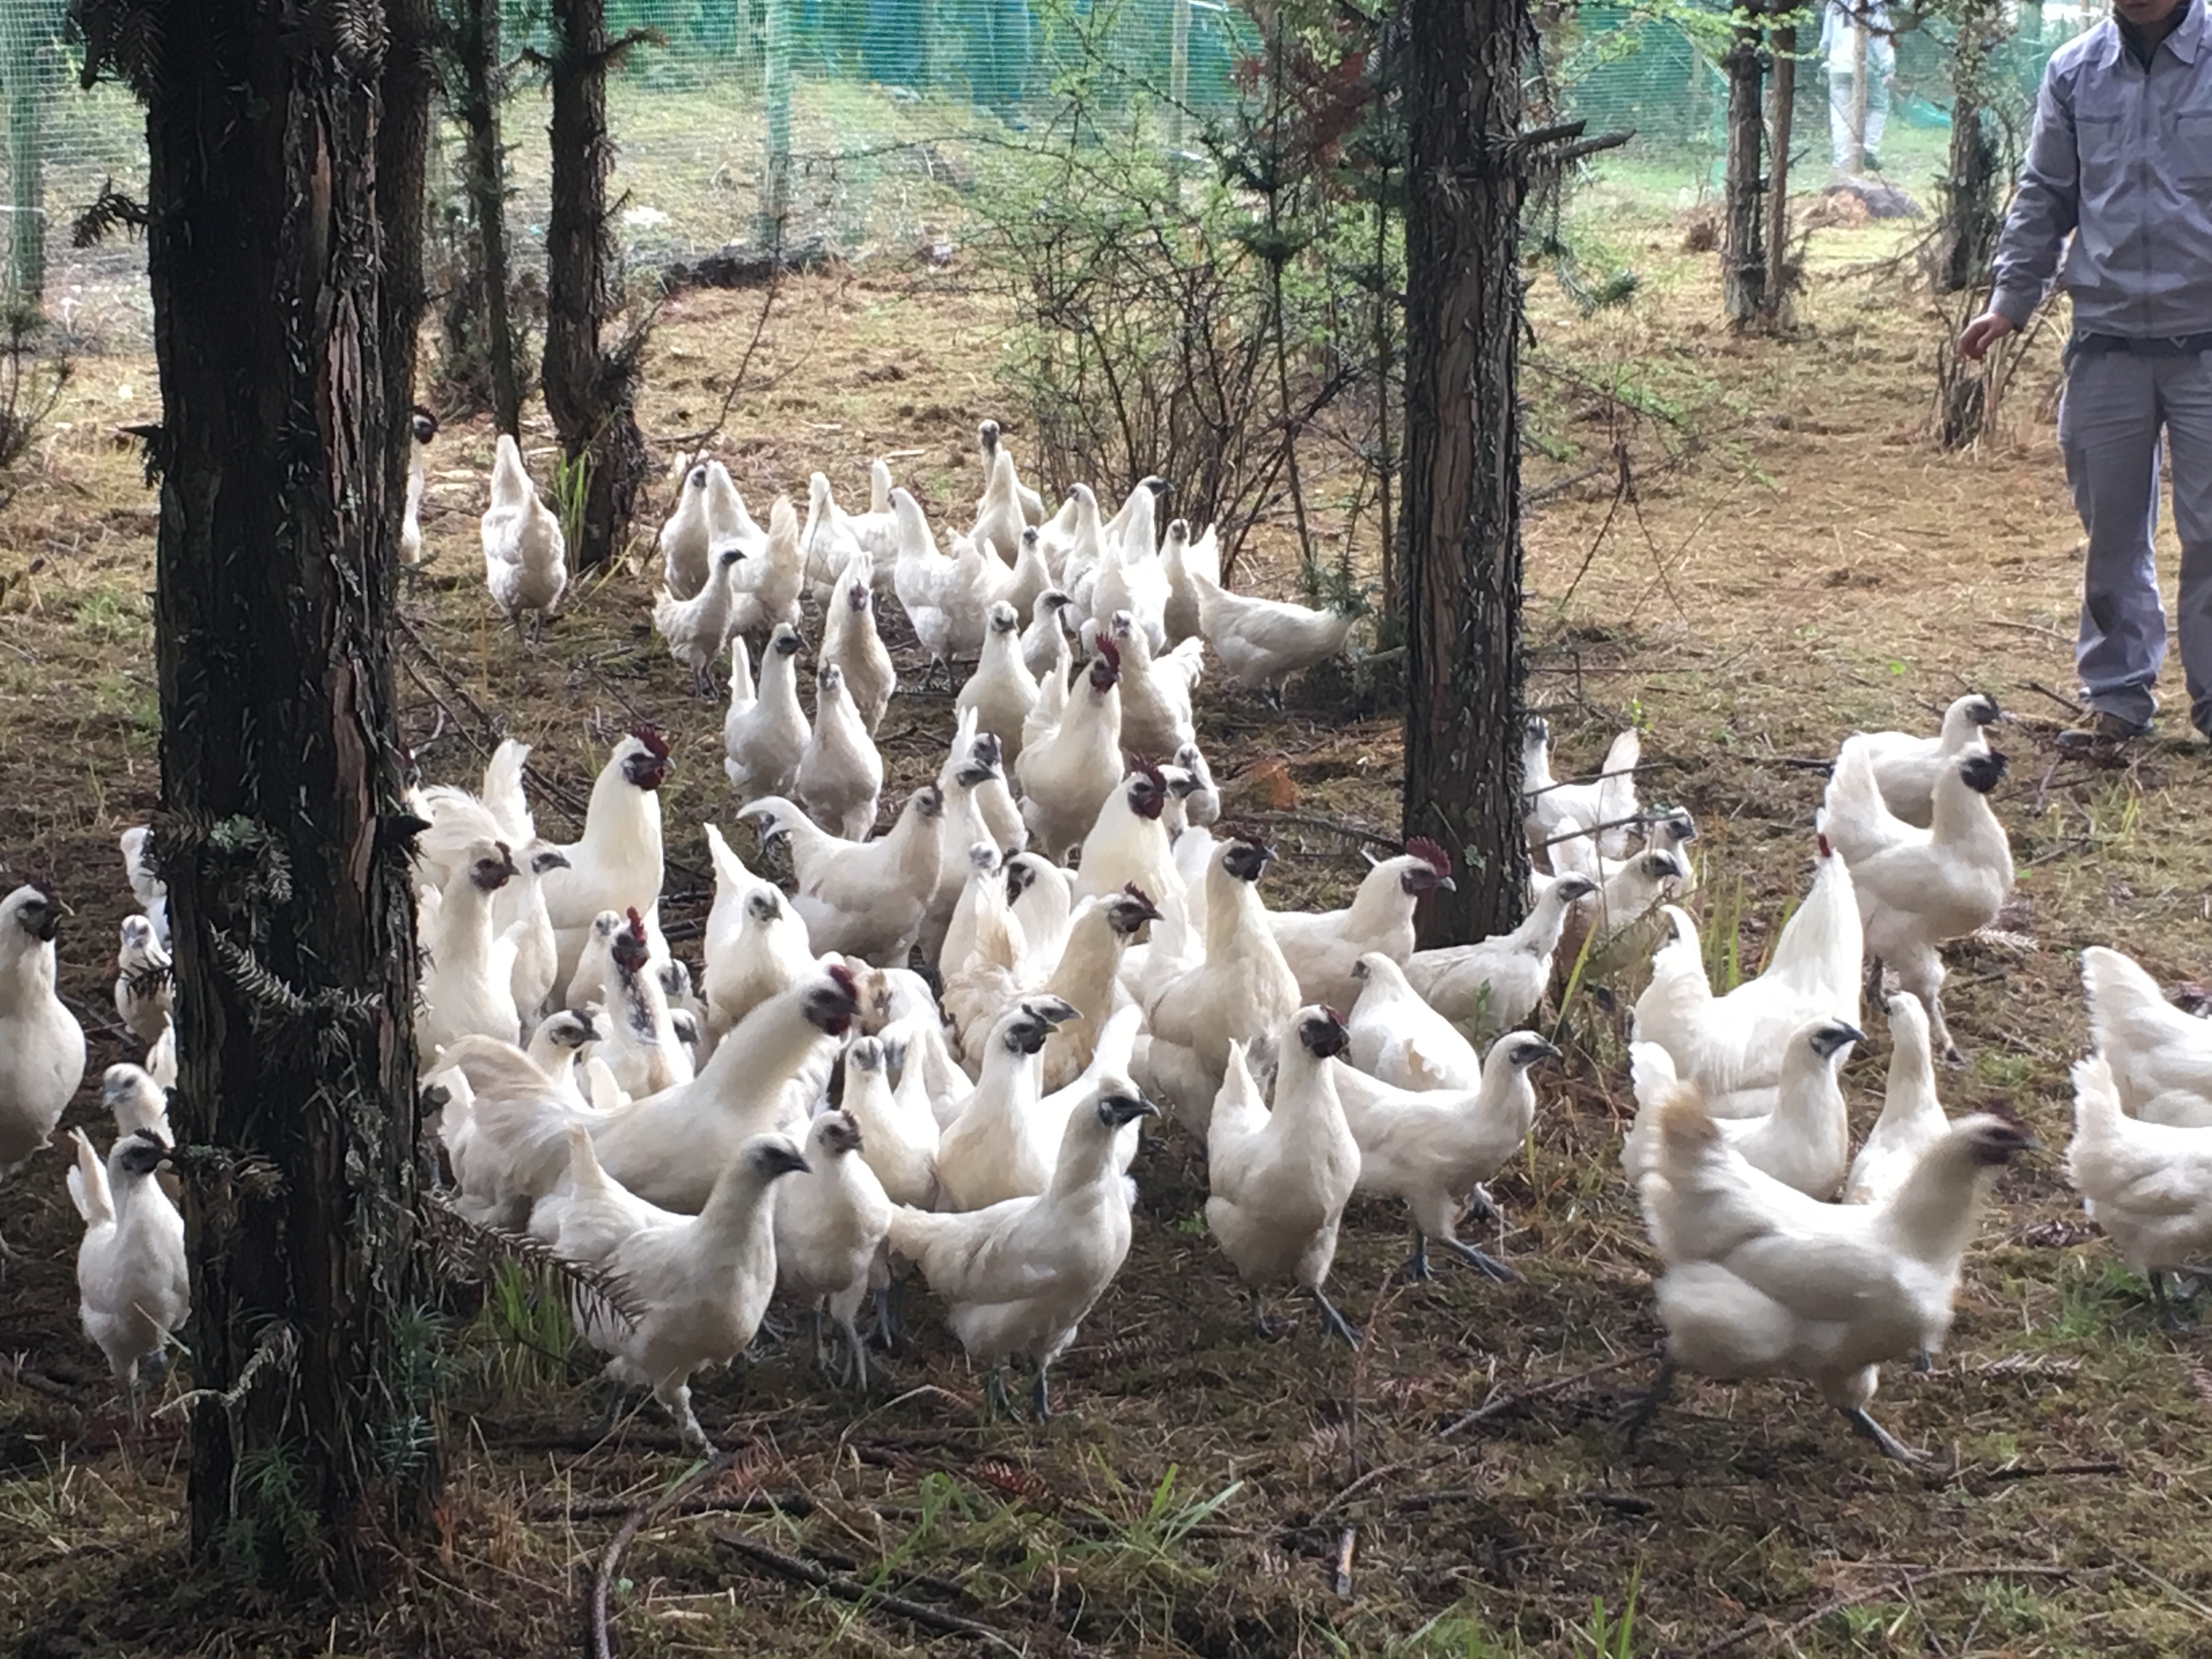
[
  {"x1": 800, "y1": 466, "x2": 898, "y2": 606},
  {"x1": 887, "y1": 1076, "x2": 1154, "y2": 1419},
  {"x1": 481, "y1": 433, "x2": 567, "y2": 644},
  {"x1": 1268, "y1": 840, "x2": 1455, "y2": 1014},
  {"x1": 978, "y1": 418, "x2": 1047, "y2": 526},
  {"x1": 1821, "y1": 747, "x2": 2012, "y2": 1061},
  {"x1": 744, "y1": 786, "x2": 945, "y2": 966},
  {"x1": 1159, "y1": 517, "x2": 1218, "y2": 647},
  {"x1": 1022, "y1": 588, "x2": 1076, "y2": 684},
  {"x1": 2080, "y1": 945, "x2": 2212, "y2": 1126},
  {"x1": 796, "y1": 662, "x2": 885, "y2": 840},
  {"x1": 1345, "y1": 951, "x2": 1482, "y2": 1092},
  {"x1": 699, "y1": 822, "x2": 815, "y2": 1036},
  {"x1": 1018, "y1": 634, "x2": 1126, "y2": 861},
  {"x1": 774, "y1": 1109, "x2": 893, "y2": 1387},
  {"x1": 1404, "y1": 872, "x2": 1598, "y2": 1036},
  {"x1": 1624, "y1": 1020, "x2": 1861, "y2": 1199},
  {"x1": 652, "y1": 544, "x2": 745, "y2": 696},
  {"x1": 723, "y1": 624, "x2": 810, "y2": 803},
  {"x1": 1, "y1": 884, "x2": 88, "y2": 1178},
  {"x1": 1633, "y1": 1079, "x2": 2032, "y2": 1461},
  {"x1": 956, "y1": 600, "x2": 1040, "y2": 768},
  {"x1": 400, "y1": 407, "x2": 437, "y2": 567},
  {"x1": 891, "y1": 488, "x2": 1002, "y2": 686},
  {"x1": 821, "y1": 552, "x2": 895, "y2": 734},
  {"x1": 1631, "y1": 845, "x2": 1863, "y2": 1104},
  {"x1": 1110, "y1": 607, "x2": 1203, "y2": 758},
  {"x1": 592, "y1": 910, "x2": 695, "y2": 1100},
  {"x1": 1205, "y1": 1011, "x2": 1365, "y2": 1345},
  {"x1": 727, "y1": 494, "x2": 806, "y2": 642},
  {"x1": 1338, "y1": 1030, "x2": 1560, "y2": 1280},
  {"x1": 71, "y1": 1127, "x2": 187, "y2": 1415},
  {"x1": 1190, "y1": 566, "x2": 1356, "y2": 701},
  {"x1": 120, "y1": 825, "x2": 168, "y2": 947},
  {"x1": 540, "y1": 729, "x2": 672, "y2": 1000},
  {"x1": 416, "y1": 837, "x2": 523, "y2": 1063},
  {"x1": 933, "y1": 998, "x2": 1079, "y2": 1211},
  {"x1": 114, "y1": 913, "x2": 172, "y2": 1048},
  {"x1": 1523, "y1": 716, "x2": 1640, "y2": 860},
  {"x1": 1844, "y1": 994, "x2": 1950, "y2": 1206},
  {"x1": 971, "y1": 430, "x2": 1032, "y2": 565},
  {"x1": 556, "y1": 1129, "x2": 810, "y2": 1450},
  {"x1": 841, "y1": 1033, "x2": 939, "y2": 1211},
  {"x1": 1136, "y1": 838, "x2": 1302, "y2": 1128},
  {"x1": 1837, "y1": 692, "x2": 2005, "y2": 830},
  {"x1": 2067, "y1": 1052, "x2": 2212, "y2": 1324}
]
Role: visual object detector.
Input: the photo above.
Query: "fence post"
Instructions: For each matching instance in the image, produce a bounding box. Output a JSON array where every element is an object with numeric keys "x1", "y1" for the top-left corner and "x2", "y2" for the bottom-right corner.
[
  {"x1": 1845, "y1": 9, "x2": 1867, "y2": 173},
  {"x1": 757, "y1": 0, "x2": 792, "y2": 250},
  {"x1": 1169, "y1": 0, "x2": 1190, "y2": 161},
  {"x1": 0, "y1": 1, "x2": 54, "y2": 306}
]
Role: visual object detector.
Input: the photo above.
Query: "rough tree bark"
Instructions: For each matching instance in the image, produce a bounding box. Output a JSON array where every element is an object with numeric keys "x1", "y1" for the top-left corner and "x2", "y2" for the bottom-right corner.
[
  {"x1": 1760, "y1": 21, "x2": 1795, "y2": 323},
  {"x1": 445, "y1": 0, "x2": 523, "y2": 431},
  {"x1": 1720, "y1": 6, "x2": 1768, "y2": 324},
  {"x1": 543, "y1": 0, "x2": 649, "y2": 572},
  {"x1": 1939, "y1": 0, "x2": 2004, "y2": 294},
  {"x1": 1401, "y1": 0, "x2": 1533, "y2": 947},
  {"x1": 85, "y1": 0, "x2": 439, "y2": 1586}
]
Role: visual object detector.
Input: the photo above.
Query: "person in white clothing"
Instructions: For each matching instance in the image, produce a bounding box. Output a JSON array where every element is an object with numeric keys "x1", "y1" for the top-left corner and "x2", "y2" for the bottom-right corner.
[{"x1": 1823, "y1": 0, "x2": 1898, "y2": 173}]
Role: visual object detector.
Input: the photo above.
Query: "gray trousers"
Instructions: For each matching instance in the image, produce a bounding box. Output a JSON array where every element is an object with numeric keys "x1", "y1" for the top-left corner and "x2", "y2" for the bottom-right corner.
[{"x1": 2058, "y1": 347, "x2": 2212, "y2": 736}]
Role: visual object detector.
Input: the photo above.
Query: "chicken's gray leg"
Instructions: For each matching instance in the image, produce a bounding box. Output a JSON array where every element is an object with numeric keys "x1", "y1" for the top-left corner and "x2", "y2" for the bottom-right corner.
[
  {"x1": 1250, "y1": 1289, "x2": 1276, "y2": 1339},
  {"x1": 835, "y1": 1312, "x2": 870, "y2": 1391},
  {"x1": 1307, "y1": 1285, "x2": 1361, "y2": 1349},
  {"x1": 1442, "y1": 1237, "x2": 1521, "y2": 1284},
  {"x1": 1400, "y1": 1226, "x2": 1434, "y2": 1283},
  {"x1": 1841, "y1": 1406, "x2": 1927, "y2": 1464},
  {"x1": 1030, "y1": 1362, "x2": 1052, "y2": 1421}
]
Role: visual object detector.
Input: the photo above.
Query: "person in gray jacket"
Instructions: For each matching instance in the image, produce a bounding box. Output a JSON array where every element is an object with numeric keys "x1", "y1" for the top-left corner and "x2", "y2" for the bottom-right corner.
[{"x1": 1959, "y1": 0, "x2": 2212, "y2": 741}]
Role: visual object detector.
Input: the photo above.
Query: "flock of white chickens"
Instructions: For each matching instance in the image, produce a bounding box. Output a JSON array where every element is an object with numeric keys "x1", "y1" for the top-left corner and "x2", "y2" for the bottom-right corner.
[{"x1": 5, "y1": 421, "x2": 2211, "y2": 1472}]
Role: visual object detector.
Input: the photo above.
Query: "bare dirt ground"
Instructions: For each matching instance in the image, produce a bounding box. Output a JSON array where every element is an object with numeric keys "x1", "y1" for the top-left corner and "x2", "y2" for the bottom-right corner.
[{"x1": 4, "y1": 208, "x2": 2211, "y2": 1658}]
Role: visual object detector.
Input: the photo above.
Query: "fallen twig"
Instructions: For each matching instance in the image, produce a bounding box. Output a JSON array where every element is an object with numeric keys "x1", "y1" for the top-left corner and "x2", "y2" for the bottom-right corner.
[
  {"x1": 714, "y1": 1527, "x2": 1033, "y2": 1654},
  {"x1": 1439, "y1": 1348, "x2": 1658, "y2": 1438},
  {"x1": 589, "y1": 1453, "x2": 745, "y2": 1659},
  {"x1": 1331, "y1": 1526, "x2": 1357, "y2": 1599}
]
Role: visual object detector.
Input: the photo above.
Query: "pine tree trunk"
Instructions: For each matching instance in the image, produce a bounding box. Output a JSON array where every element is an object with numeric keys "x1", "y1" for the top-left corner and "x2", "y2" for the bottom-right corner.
[
  {"x1": 1760, "y1": 21, "x2": 1795, "y2": 321},
  {"x1": 544, "y1": 0, "x2": 647, "y2": 572},
  {"x1": 1939, "y1": 0, "x2": 2002, "y2": 294},
  {"x1": 1720, "y1": 12, "x2": 1767, "y2": 325},
  {"x1": 451, "y1": 0, "x2": 522, "y2": 432},
  {"x1": 1401, "y1": 0, "x2": 1531, "y2": 947},
  {"x1": 130, "y1": 0, "x2": 438, "y2": 1588}
]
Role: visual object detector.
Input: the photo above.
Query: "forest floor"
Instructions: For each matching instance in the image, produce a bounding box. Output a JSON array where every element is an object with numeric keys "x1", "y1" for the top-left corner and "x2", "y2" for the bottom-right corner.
[{"x1": 5, "y1": 195, "x2": 2212, "y2": 1659}]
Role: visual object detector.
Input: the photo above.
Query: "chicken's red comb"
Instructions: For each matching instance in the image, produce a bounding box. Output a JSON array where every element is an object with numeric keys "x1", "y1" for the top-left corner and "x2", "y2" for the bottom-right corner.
[
  {"x1": 631, "y1": 723, "x2": 671, "y2": 761},
  {"x1": 1132, "y1": 754, "x2": 1166, "y2": 791},
  {"x1": 1816, "y1": 831, "x2": 1833, "y2": 860},
  {"x1": 827, "y1": 962, "x2": 860, "y2": 1001},
  {"x1": 1093, "y1": 634, "x2": 1121, "y2": 671},
  {"x1": 1121, "y1": 882, "x2": 1156, "y2": 909},
  {"x1": 625, "y1": 907, "x2": 648, "y2": 943},
  {"x1": 1406, "y1": 836, "x2": 1452, "y2": 879}
]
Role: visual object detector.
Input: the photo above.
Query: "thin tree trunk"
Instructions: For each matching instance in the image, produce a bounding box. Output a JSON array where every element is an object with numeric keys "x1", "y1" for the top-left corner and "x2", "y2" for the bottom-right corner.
[
  {"x1": 125, "y1": 0, "x2": 437, "y2": 1586},
  {"x1": 1846, "y1": 18, "x2": 1867, "y2": 172},
  {"x1": 1760, "y1": 21, "x2": 1795, "y2": 321},
  {"x1": 1720, "y1": 10, "x2": 1767, "y2": 325},
  {"x1": 452, "y1": 0, "x2": 521, "y2": 431},
  {"x1": 1401, "y1": 0, "x2": 1531, "y2": 947},
  {"x1": 544, "y1": 0, "x2": 648, "y2": 573},
  {"x1": 1939, "y1": 0, "x2": 2002, "y2": 293}
]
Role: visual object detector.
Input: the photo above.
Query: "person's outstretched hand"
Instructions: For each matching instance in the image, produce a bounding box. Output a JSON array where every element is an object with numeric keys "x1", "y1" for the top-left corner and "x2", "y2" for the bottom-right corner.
[{"x1": 1957, "y1": 312, "x2": 2017, "y2": 362}]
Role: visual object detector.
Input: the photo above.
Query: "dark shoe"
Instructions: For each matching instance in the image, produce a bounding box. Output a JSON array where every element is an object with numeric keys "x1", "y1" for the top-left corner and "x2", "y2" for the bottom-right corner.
[
  {"x1": 2056, "y1": 709, "x2": 2151, "y2": 751},
  {"x1": 1860, "y1": 151, "x2": 1881, "y2": 172}
]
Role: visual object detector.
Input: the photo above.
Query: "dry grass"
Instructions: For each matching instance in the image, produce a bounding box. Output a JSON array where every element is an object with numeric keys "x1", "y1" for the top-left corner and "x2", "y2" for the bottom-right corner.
[{"x1": 4, "y1": 205, "x2": 2212, "y2": 1658}]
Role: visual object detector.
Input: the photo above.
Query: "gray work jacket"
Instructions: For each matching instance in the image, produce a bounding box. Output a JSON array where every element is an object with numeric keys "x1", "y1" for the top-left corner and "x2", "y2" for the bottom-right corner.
[{"x1": 1990, "y1": 2, "x2": 2212, "y2": 338}]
